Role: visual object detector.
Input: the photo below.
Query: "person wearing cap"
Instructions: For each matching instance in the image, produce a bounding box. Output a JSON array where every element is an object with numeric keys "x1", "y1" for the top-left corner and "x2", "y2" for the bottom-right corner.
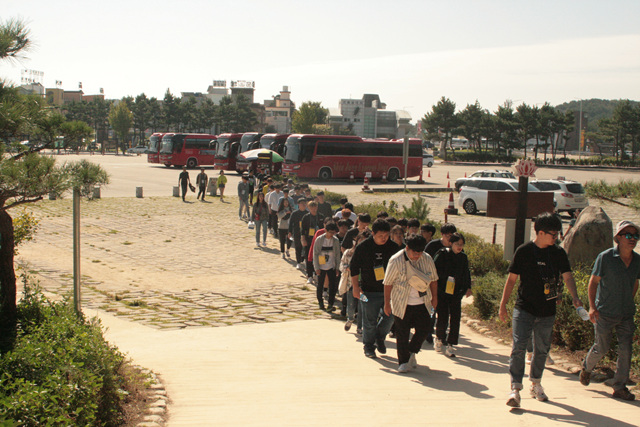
[
  {"x1": 499, "y1": 212, "x2": 584, "y2": 408},
  {"x1": 579, "y1": 220, "x2": 640, "y2": 401},
  {"x1": 238, "y1": 175, "x2": 251, "y2": 219},
  {"x1": 195, "y1": 168, "x2": 208, "y2": 201}
]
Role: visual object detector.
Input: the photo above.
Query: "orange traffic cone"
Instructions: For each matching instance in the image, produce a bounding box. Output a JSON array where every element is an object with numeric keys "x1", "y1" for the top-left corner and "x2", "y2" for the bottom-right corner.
[
  {"x1": 464, "y1": 172, "x2": 467, "y2": 178},
  {"x1": 444, "y1": 191, "x2": 458, "y2": 215},
  {"x1": 428, "y1": 170, "x2": 431, "y2": 178},
  {"x1": 417, "y1": 169, "x2": 424, "y2": 184},
  {"x1": 447, "y1": 171, "x2": 450, "y2": 179},
  {"x1": 447, "y1": 180, "x2": 450, "y2": 188}
]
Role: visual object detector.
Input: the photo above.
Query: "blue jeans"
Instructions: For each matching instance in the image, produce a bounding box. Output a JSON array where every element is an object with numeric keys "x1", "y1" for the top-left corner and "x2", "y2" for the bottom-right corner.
[
  {"x1": 509, "y1": 307, "x2": 555, "y2": 389},
  {"x1": 255, "y1": 220, "x2": 268, "y2": 243},
  {"x1": 361, "y1": 291, "x2": 394, "y2": 353},
  {"x1": 583, "y1": 314, "x2": 636, "y2": 391},
  {"x1": 346, "y1": 290, "x2": 363, "y2": 330}
]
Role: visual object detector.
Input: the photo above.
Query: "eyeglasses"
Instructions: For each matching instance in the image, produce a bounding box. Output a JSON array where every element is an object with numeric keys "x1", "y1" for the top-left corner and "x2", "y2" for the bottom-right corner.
[
  {"x1": 623, "y1": 233, "x2": 639, "y2": 240},
  {"x1": 544, "y1": 231, "x2": 559, "y2": 239}
]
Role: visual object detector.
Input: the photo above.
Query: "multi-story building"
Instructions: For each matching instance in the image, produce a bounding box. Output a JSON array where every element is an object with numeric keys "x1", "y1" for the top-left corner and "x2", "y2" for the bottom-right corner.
[
  {"x1": 330, "y1": 94, "x2": 410, "y2": 139},
  {"x1": 264, "y1": 86, "x2": 294, "y2": 134}
]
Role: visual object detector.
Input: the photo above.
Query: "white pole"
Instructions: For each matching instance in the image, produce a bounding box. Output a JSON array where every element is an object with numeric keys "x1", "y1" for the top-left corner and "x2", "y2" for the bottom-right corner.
[{"x1": 578, "y1": 100, "x2": 583, "y2": 160}]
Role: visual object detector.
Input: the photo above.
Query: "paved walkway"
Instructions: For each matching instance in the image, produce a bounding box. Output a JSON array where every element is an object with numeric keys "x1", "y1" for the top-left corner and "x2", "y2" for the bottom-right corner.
[
  {"x1": 17, "y1": 190, "x2": 640, "y2": 426},
  {"x1": 90, "y1": 310, "x2": 639, "y2": 426}
]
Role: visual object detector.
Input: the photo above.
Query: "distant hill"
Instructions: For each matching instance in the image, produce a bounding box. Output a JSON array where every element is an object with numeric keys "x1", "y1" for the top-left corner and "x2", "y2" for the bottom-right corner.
[{"x1": 555, "y1": 99, "x2": 640, "y2": 131}]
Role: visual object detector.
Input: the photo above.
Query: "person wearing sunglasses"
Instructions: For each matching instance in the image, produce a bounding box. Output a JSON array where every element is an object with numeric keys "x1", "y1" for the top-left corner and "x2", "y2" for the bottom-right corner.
[
  {"x1": 579, "y1": 220, "x2": 640, "y2": 401},
  {"x1": 499, "y1": 212, "x2": 584, "y2": 408}
]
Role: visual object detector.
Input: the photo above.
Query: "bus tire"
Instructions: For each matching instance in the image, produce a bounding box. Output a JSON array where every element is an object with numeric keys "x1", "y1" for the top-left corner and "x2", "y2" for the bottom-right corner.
[
  {"x1": 387, "y1": 168, "x2": 400, "y2": 182},
  {"x1": 164, "y1": 164, "x2": 171, "y2": 168},
  {"x1": 318, "y1": 167, "x2": 332, "y2": 180},
  {"x1": 186, "y1": 158, "x2": 198, "y2": 169}
]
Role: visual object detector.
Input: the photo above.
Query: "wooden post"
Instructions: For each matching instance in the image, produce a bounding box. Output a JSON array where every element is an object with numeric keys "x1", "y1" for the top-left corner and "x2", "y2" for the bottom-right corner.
[{"x1": 514, "y1": 176, "x2": 529, "y2": 250}]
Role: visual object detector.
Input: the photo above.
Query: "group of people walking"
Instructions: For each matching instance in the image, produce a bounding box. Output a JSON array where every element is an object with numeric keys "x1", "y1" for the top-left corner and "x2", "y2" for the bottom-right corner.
[
  {"x1": 245, "y1": 181, "x2": 639, "y2": 406},
  {"x1": 180, "y1": 166, "x2": 638, "y2": 406}
]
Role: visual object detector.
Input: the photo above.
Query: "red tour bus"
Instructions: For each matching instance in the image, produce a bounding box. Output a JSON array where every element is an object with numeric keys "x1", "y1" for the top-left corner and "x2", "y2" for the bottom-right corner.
[
  {"x1": 236, "y1": 133, "x2": 291, "y2": 174},
  {"x1": 146, "y1": 132, "x2": 167, "y2": 164},
  {"x1": 213, "y1": 133, "x2": 243, "y2": 171},
  {"x1": 158, "y1": 133, "x2": 217, "y2": 168},
  {"x1": 282, "y1": 134, "x2": 422, "y2": 181},
  {"x1": 257, "y1": 133, "x2": 290, "y2": 154}
]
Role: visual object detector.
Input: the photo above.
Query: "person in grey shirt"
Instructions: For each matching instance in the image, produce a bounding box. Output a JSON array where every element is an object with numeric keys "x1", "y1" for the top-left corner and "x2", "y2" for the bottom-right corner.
[
  {"x1": 237, "y1": 175, "x2": 251, "y2": 219},
  {"x1": 580, "y1": 220, "x2": 640, "y2": 401}
]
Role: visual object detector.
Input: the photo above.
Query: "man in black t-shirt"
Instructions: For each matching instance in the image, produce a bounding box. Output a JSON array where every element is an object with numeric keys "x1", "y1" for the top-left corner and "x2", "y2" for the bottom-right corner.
[
  {"x1": 316, "y1": 191, "x2": 333, "y2": 219},
  {"x1": 301, "y1": 201, "x2": 324, "y2": 282},
  {"x1": 342, "y1": 213, "x2": 372, "y2": 252},
  {"x1": 289, "y1": 198, "x2": 308, "y2": 269},
  {"x1": 178, "y1": 167, "x2": 191, "y2": 202},
  {"x1": 425, "y1": 223, "x2": 456, "y2": 257},
  {"x1": 499, "y1": 213, "x2": 584, "y2": 408},
  {"x1": 350, "y1": 219, "x2": 399, "y2": 358}
]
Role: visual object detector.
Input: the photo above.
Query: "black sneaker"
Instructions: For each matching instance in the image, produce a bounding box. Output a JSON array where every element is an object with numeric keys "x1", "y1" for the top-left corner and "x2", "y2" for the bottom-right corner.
[
  {"x1": 326, "y1": 305, "x2": 336, "y2": 313},
  {"x1": 376, "y1": 340, "x2": 387, "y2": 354},
  {"x1": 612, "y1": 387, "x2": 635, "y2": 401},
  {"x1": 318, "y1": 303, "x2": 325, "y2": 311},
  {"x1": 579, "y1": 369, "x2": 591, "y2": 386},
  {"x1": 364, "y1": 349, "x2": 377, "y2": 359}
]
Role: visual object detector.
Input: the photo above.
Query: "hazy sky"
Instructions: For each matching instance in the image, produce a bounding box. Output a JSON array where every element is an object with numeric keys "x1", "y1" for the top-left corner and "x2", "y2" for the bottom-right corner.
[{"x1": 3, "y1": 0, "x2": 639, "y2": 121}]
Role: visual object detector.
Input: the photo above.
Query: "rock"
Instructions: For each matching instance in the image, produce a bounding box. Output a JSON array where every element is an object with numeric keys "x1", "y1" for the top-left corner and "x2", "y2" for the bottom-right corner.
[{"x1": 562, "y1": 206, "x2": 613, "y2": 268}]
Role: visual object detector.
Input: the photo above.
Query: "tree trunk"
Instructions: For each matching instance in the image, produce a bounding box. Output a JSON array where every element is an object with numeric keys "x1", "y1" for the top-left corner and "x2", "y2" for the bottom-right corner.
[{"x1": 0, "y1": 209, "x2": 17, "y2": 352}]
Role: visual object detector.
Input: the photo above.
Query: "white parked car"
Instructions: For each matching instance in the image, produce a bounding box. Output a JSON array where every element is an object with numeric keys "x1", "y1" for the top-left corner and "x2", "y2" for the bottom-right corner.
[
  {"x1": 423, "y1": 152, "x2": 434, "y2": 167},
  {"x1": 455, "y1": 169, "x2": 515, "y2": 191},
  {"x1": 458, "y1": 177, "x2": 539, "y2": 215},
  {"x1": 126, "y1": 145, "x2": 148, "y2": 154},
  {"x1": 531, "y1": 178, "x2": 589, "y2": 214}
]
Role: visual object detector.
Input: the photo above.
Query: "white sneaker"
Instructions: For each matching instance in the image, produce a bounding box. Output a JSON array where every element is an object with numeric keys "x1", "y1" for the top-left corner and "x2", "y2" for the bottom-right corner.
[
  {"x1": 296, "y1": 263, "x2": 304, "y2": 271},
  {"x1": 256, "y1": 243, "x2": 261, "y2": 248},
  {"x1": 546, "y1": 355, "x2": 555, "y2": 365},
  {"x1": 397, "y1": 363, "x2": 411, "y2": 373},
  {"x1": 434, "y1": 340, "x2": 443, "y2": 353},
  {"x1": 507, "y1": 388, "x2": 521, "y2": 407},
  {"x1": 306, "y1": 277, "x2": 314, "y2": 285},
  {"x1": 444, "y1": 344, "x2": 455, "y2": 357},
  {"x1": 409, "y1": 353, "x2": 418, "y2": 369},
  {"x1": 262, "y1": 240, "x2": 267, "y2": 246},
  {"x1": 323, "y1": 290, "x2": 329, "y2": 301},
  {"x1": 526, "y1": 353, "x2": 532, "y2": 364},
  {"x1": 530, "y1": 383, "x2": 549, "y2": 402},
  {"x1": 282, "y1": 253, "x2": 286, "y2": 259}
]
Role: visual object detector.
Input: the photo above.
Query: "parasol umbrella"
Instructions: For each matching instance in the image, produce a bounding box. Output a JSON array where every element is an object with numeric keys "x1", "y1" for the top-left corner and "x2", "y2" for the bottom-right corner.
[{"x1": 239, "y1": 148, "x2": 284, "y2": 163}]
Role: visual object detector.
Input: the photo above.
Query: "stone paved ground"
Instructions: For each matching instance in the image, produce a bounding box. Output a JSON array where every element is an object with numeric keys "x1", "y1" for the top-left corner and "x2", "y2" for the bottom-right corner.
[{"x1": 17, "y1": 190, "x2": 639, "y2": 329}]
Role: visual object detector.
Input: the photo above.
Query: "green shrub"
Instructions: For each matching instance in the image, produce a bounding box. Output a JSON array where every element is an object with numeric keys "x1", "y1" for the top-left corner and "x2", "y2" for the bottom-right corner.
[
  {"x1": 353, "y1": 200, "x2": 400, "y2": 219},
  {"x1": 472, "y1": 271, "x2": 509, "y2": 320},
  {"x1": 12, "y1": 209, "x2": 40, "y2": 253},
  {"x1": 0, "y1": 277, "x2": 126, "y2": 425},
  {"x1": 464, "y1": 234, "x2": 509, "y2": 276},
  {"x1": 552, "y1": 266, "x2": 594, "y2": 351},
  {"x1": 401, "y1": 197, "x2": 430, "y2": 223}
]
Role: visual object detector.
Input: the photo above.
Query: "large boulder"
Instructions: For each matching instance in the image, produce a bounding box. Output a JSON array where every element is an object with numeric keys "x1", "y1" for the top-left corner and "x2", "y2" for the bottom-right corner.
[{"x1": 562, "y1": 206, "x2": 613, "y2": 269}]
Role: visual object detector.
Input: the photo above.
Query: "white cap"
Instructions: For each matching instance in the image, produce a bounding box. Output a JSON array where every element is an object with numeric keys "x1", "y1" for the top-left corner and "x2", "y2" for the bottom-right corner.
[{"x1": 615, "y1": 220, "x2": 639, "y2": 236}]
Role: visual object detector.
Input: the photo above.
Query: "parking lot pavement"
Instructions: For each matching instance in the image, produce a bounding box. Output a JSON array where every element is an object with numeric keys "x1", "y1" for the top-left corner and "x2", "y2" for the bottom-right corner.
[{"x1": 40, "y1": 152, "x2": 640, "y2": 198}]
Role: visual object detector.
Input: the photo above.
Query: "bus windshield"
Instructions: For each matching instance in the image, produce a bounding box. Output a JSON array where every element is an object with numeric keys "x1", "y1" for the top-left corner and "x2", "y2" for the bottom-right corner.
[
  {"x1": 149, "y1": 136, "x2": 162, "y2": 152},
  {"x1": 239, "y1": 134, "x2": 256, "y2": 153},
  {"x1": 260, "y1": 136, "x2": 275, "y2": 150},
  {"x1": 284, "y1": 137, "x2": 301, "y2": 163},
  {"x1": 160, "y1": 136, "x2": 175, "y2": 154},
  {"x1": 216, "y1": 137, "x2": 230, "y2": 157}
]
